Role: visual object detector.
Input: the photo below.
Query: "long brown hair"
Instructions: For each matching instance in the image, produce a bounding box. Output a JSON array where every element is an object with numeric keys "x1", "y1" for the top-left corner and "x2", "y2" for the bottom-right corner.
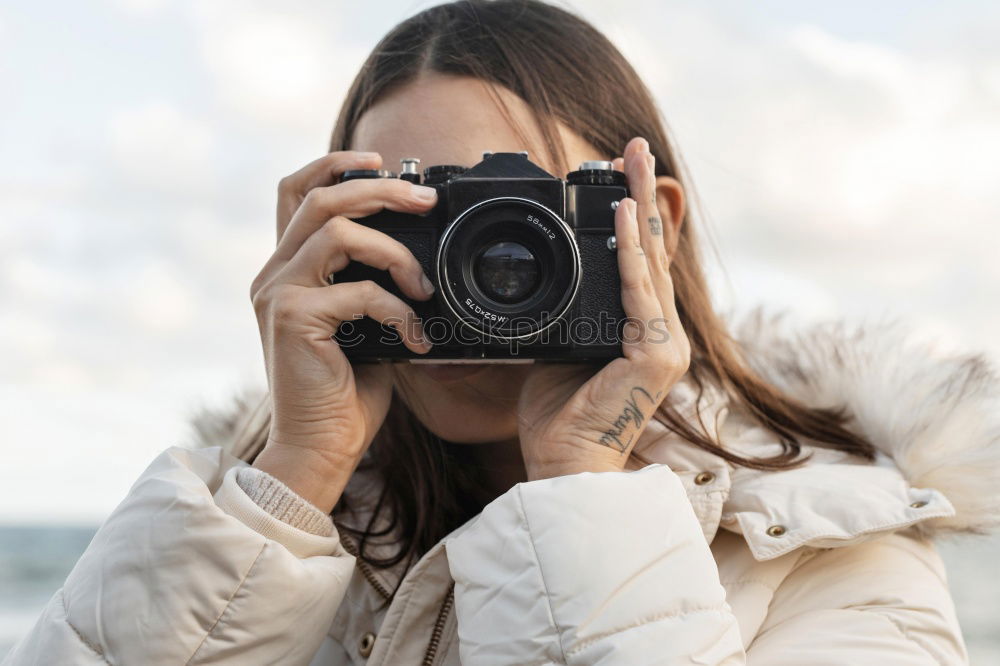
[{"x1": 244, "y1": 0, "x2": 876, "y2": 598}]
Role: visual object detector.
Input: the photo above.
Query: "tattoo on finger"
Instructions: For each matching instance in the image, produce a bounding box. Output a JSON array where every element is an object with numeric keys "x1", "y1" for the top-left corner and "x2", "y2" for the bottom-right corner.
[{"x1": 648, "y1": 217, "x2": 662, "y2": 235}]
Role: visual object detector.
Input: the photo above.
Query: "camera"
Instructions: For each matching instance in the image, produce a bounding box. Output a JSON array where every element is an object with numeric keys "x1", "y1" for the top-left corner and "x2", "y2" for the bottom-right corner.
[{"x1": 332, "y1": 151, "x2": 629, "y2": 361}]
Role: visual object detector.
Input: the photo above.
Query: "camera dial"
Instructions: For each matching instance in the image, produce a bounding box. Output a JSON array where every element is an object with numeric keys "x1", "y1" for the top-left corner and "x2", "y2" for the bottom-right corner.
[
  {"x1": 423, "y1": 164, "x2": 468, "y2": 185},
  {"x1": 567, "y1": 161, "x2": 625, "y2": 187}
]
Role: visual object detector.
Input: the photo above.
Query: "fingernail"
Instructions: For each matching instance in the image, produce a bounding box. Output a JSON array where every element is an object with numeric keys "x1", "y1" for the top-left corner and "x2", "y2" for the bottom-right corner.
[
  {"x1": 638, "y1": 138, "x2": 649, "y2": 153},
  {"x1": 420, "y1": 273, "x2": 435, "y2": 295},
  {"x1": 356, "y1": 151, "x2": 379, "y2": 159},
  {"x1": 412, "y1": 184, "x2": 437, "y2": 202},
  {"x1": 628, "y1": 200, "x2": 640, "y2": 228},
  {"x1": 623, "y1": 197, "x2": 637, "y2": 220}
]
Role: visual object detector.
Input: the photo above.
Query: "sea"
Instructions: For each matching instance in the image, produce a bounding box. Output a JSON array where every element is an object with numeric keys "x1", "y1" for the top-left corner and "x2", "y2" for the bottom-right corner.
[{"x1": 1, "y1": 526, "x2": 998, "y2": 662}]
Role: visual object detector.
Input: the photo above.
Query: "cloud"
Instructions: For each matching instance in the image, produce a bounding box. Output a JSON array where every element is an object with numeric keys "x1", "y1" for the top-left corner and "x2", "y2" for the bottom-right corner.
[
  {"x1": 708, "y1": 255, "x2": 839, "y2": 321},
  {"x1": 597, "y1": 5, "x2": 1000, "y2": 239},
  {"x1": 191, "y1": 3, "x2": 367, "y2": 133},
  {"x1": 108, "y1": 0, "x2": 169, "y2": 15},
  {"x1": 778, "y1": 24, "x2": 1000, "y2": 233},
  {"x1": 109, "y1": 101, "x2": 217, "y2": 193},
  {"x1": 127, "y1": 259, "x2": 197, "y2": 333}
]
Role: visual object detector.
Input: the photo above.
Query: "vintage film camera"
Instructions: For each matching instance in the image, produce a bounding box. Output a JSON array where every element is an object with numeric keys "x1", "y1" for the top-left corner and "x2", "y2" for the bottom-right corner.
[{"x1": 332, "y1": 151, "x2": 629, "y2": 361}]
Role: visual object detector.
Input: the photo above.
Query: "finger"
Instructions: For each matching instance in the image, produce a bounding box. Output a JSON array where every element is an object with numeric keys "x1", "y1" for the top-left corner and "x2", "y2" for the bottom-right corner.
[
  {"x1": 277, "y1": 178, "x2": 438, "y2": 263},
  {"x1": 622, "y1": 136, "x2": 648, "y2": 162},
  {"x1": 253, "y1": 178, "x2": 439, "y2": 297},
  {"x1": 619, "y1": 158, "x2": 687, "y2": 370},
  {"x1": 614, "y1": 197, "x2": 665, "y2": 359},
  {"x1": 623, "y1": 139, "x2": 669, "y2": 275},
  {"x1": 611, "y1": 156, "x2": 624, "y2": 172},
  {"x1": 277, "y1": 151, "x2": 383, "y2": 239},
  {"x1": 615, "y1": 184, "x2": 689, "y2": 381},
  {"x1": 293, "y1": 281, "x2": 431, "y2": 354},
  {"x1": 621, "y1": 140, "x2": 678, "y2": 352},
  {"x1": 275, "y1": 216, "x2": 434, "y2": 301}
]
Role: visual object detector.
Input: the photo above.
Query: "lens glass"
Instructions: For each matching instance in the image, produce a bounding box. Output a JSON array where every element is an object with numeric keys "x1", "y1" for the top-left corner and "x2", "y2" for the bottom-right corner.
[{"x1": 473, "y1": 240, "x2": 540, "y2": 304}]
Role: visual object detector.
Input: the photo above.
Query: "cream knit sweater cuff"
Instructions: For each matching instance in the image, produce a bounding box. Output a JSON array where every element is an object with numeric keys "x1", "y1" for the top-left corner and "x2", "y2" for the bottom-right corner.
[{"x1": 235, "y1": 466, "x2": 335, "y2": 537}]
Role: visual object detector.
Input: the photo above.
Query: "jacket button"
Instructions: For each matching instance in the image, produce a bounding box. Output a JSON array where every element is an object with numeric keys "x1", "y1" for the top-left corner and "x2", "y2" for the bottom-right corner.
[
  {"x1": 910, "y1": 500, "x2": 928, "y2": 508},
  {"x1": 359, "y1": 632, "x2": 376, "y2": 658},
  {"x1": 694, "y1": 471, "x2": 715, "y2": 485},
  {"x1": 766, "y1": 524, "x2": 787, "y2": 537}
]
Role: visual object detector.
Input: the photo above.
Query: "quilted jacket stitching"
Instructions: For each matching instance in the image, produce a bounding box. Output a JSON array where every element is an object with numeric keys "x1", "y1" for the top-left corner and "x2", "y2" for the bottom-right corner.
[
  {"x1": 564, "y1": 606, "x2": 733, "y2": 658},
  {"x1": 515, "y1": 483, "x2": 569, "y2": 665},
  {"x1": 185, "y1": 541, "x2": 267, "y2": 664},
  {"x1": 59, "y1": 588, "x2": 112, "y2": 666}
]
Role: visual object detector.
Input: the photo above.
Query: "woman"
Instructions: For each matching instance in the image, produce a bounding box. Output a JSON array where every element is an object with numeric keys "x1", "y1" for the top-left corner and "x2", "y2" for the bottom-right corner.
[{"x1": 7, "y1": 1, "x2": 998, "y2": 664}]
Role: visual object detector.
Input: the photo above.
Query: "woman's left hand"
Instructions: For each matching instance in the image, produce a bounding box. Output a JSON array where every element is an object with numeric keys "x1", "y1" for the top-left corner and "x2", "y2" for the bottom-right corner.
[{"x1": 518, "y1": 137, "x2": 692, "y2": 480}]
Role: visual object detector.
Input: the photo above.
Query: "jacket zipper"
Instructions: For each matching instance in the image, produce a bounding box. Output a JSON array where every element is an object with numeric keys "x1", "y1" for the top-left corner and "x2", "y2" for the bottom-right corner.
[
  {"x1": 339, "y1": 533, "x2": 391, "y2": 600},
  {"x1": 340, "y1": 533, "x2": 455, "y2": 665},
  {"x1": 421, "y1": 583, "x2": 455, "y2": 666}
]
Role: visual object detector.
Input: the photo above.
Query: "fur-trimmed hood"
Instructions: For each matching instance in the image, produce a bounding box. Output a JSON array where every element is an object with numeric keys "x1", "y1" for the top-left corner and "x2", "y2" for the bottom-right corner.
[
  {"x1": 726, "y1": 307, "x2": 1000, "y2": 539},
  {"x1": 190, "y1": 306, "x2": 1000, "y2": 543}
]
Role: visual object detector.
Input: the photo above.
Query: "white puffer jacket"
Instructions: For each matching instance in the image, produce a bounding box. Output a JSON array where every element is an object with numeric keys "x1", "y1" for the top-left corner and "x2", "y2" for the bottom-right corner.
[{"x1": 6, "y1": 310, "x2": 999, "y2": 665}]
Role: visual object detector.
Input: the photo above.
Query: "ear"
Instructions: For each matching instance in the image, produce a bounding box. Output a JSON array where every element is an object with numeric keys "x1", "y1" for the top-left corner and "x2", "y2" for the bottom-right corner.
[{"x1": 654, "y1": 175, "x2": 685, "y2": 258}]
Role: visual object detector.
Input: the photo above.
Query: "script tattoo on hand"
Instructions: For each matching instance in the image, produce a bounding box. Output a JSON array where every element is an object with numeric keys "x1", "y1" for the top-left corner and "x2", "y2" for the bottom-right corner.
[
  {"x1": 597, "y1": 386, "x2": 663, "y2": 453},
  {"x1": 648, "y1": 216, "x2": 662, "y2": 236}
]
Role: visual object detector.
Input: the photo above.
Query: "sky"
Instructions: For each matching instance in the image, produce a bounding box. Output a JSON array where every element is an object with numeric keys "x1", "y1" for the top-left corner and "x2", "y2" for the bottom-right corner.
[{"x1": 1, "y1": 0, "x2": 999, "y2": 523}]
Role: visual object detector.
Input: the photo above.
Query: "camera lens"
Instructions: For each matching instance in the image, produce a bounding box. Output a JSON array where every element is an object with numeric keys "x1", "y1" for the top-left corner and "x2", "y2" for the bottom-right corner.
[
  {"x1": 473, "y1": 241, "x2": 540, "y2": 304},
  {"x1": 437, "y1": 197, "x2": 580, "y2": 341}
]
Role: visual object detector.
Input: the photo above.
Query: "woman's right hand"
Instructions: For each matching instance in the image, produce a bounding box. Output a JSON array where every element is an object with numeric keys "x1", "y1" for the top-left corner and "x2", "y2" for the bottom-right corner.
[{"x1": 248, "y1": 151, "x2": 439, "y2": 514}]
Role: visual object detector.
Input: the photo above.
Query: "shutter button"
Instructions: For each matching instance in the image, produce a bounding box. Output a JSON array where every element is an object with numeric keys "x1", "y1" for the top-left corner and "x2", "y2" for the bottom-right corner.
[
  {"x1": 766, "y1": 525, "x2": 787, "y2": 537},
  {"x1": 359, "y1": 632, "x2": 376, "y2": 657},
  {"x1": 694, "y1": 471, "x2": 715, "y2": 485}
]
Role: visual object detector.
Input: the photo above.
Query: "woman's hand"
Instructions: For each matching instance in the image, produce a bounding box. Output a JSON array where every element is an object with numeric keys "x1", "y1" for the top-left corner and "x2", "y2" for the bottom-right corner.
[
  {"x1": 249, "y1": 151, "x2": 439, "y2": 513},
  {"x1": 517, "y1": 137, "x2": 691, "y2": 480}
]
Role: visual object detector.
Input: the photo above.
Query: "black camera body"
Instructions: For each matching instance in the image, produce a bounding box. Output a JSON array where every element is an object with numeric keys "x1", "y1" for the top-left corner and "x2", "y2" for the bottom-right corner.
[{"x1": 333, "y1": 151, "x2": 628, "y2": 361}]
